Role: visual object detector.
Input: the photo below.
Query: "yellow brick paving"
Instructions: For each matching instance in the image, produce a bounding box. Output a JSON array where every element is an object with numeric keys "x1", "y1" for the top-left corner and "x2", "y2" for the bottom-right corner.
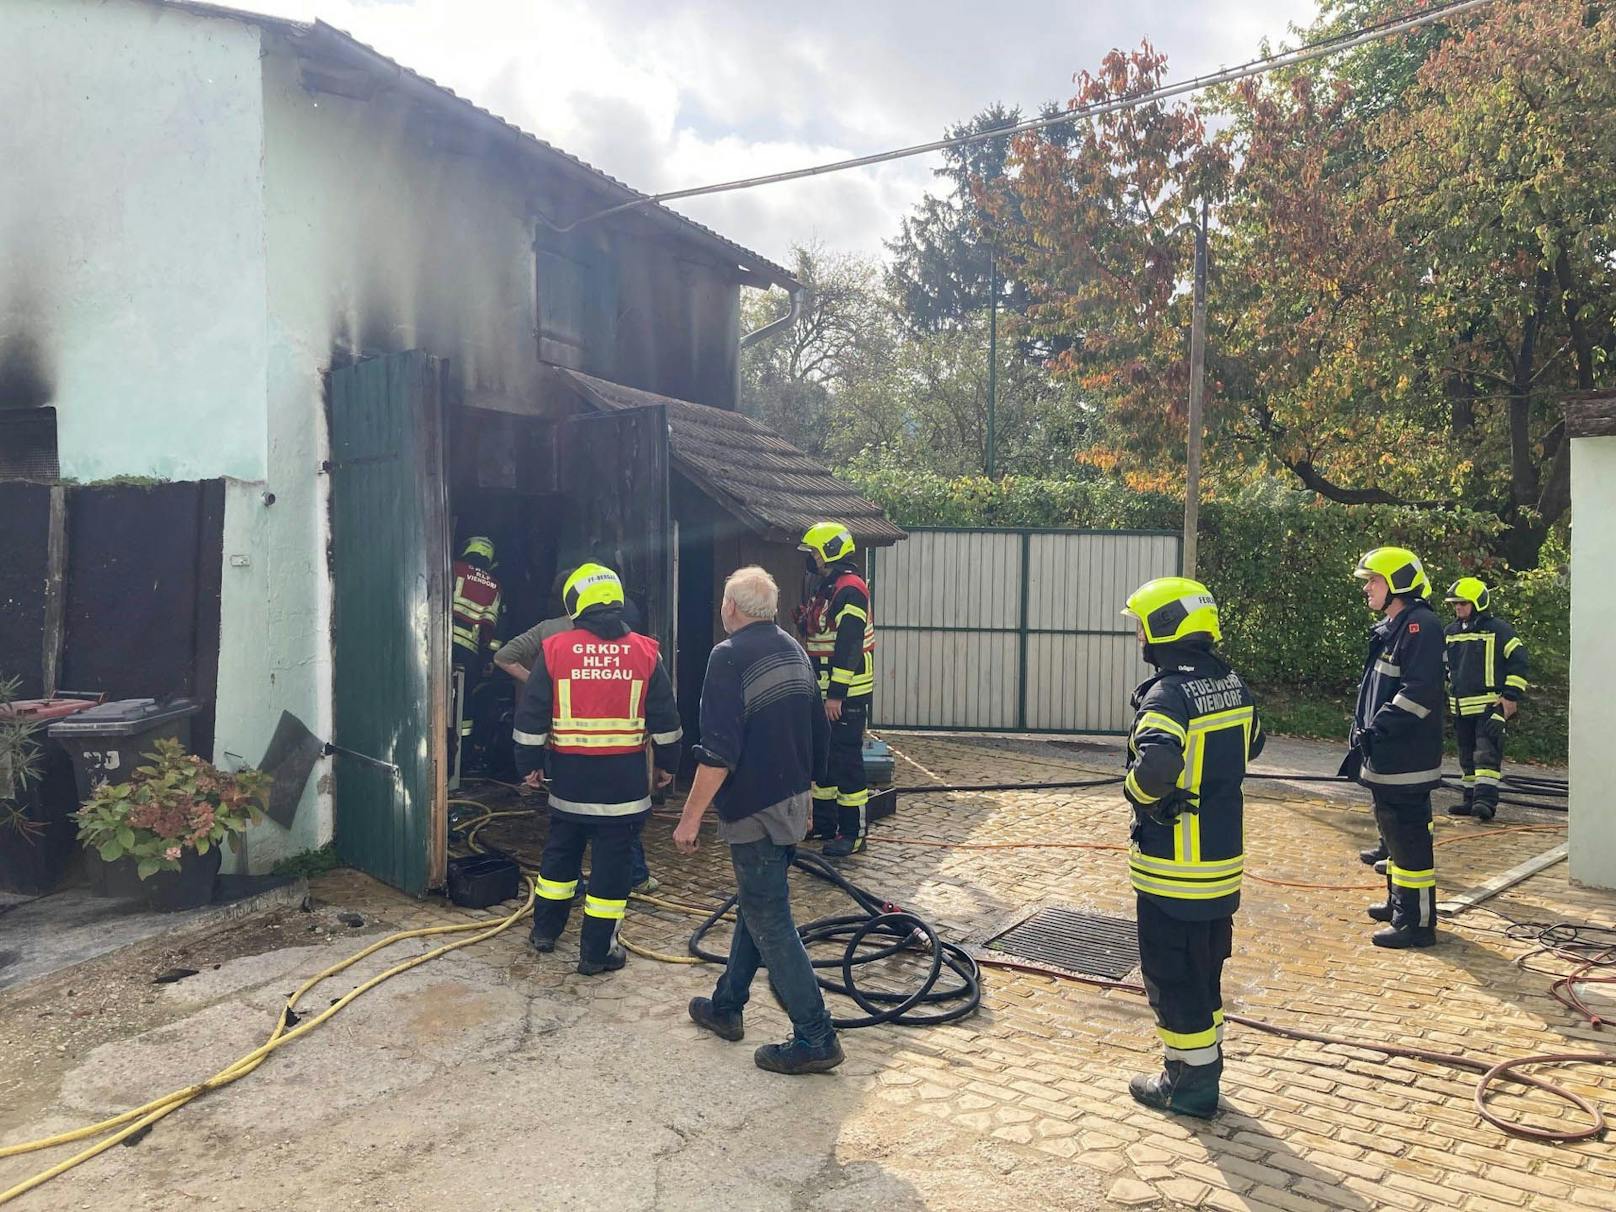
[{"x1": 319, "y1": 736, "x2": 1612, "y2": 1211}]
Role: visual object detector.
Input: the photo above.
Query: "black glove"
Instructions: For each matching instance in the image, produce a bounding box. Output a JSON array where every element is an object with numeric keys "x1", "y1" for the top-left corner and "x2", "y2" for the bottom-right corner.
[
  {"x1": 1350, "y1": 726, "x2": 1375, "y2": 760},
  {"x1": 1337, "y1": 748, "x2": 1363, "y2": 781},
  {"x1": 1143, "y1": 789, "x2": 1197, "y2": 828}
]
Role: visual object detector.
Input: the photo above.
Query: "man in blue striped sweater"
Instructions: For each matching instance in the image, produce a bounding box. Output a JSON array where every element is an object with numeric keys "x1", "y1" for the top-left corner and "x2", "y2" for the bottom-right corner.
[{"x1": 672, "y1": 565, "x2": 842, "y2": 1075}]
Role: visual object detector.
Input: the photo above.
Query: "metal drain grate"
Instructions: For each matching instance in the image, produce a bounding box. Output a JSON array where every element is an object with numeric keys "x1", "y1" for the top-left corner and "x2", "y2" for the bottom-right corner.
[{"x1": 985, "y1": 906, "x2": 1139, "y2": 979}]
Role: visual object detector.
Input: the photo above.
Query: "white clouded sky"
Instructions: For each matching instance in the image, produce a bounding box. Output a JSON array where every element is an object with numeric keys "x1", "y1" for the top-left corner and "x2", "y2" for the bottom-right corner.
[{"x1": 239, "y1": 0, "x2": 1323, "y2": 264}]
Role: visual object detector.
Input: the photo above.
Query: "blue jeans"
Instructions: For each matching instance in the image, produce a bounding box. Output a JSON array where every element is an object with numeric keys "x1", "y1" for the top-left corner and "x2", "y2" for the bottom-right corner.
[{"x1": 711, "y1": 840, "x2": 836, "y2": 1047}]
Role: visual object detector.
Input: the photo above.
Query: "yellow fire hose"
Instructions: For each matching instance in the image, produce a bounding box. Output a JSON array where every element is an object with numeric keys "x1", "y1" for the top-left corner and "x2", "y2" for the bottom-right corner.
[{"x1": 0, "y1": 890, "x2": 534, "y2": 1205}]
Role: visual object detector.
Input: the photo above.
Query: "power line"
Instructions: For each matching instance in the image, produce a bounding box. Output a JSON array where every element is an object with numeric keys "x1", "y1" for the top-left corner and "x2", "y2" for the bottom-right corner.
[{"x1": 546, "y1": 0, "x2": 1497, "y2": 234}]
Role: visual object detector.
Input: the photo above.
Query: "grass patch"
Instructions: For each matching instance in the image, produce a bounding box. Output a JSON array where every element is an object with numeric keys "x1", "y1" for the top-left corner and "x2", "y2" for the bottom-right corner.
[
  {"x1": 271, "y1": 843, "x2": 342, "y2": 878},
  {"x1": 1251, "y1": 680, "x2": 1566, "y2": 768}
]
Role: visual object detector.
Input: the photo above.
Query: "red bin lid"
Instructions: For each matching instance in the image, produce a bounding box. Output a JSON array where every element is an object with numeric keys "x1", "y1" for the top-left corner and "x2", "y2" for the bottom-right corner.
[{"x1": 0, "y1": 696, "x2": 104, "y2": 724}]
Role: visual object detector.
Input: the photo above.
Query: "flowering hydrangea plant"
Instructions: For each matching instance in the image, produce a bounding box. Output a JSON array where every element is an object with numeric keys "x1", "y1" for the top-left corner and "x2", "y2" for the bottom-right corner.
[{"x1": 75, "y1": 738, "x2": 270, "y2": 880}]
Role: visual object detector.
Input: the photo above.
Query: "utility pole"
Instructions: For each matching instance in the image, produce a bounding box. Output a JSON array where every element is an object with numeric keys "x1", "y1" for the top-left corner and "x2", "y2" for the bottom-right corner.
[
  {"x1": 986, "y1": 240, "x2": 998, "y2": 478},
  {"x1": 1183, "y1": 197, "x2": 1208, "y2": 579}
]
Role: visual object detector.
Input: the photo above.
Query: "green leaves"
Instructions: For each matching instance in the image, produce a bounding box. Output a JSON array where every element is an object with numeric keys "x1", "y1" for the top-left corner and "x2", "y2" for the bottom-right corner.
[{"x1": 74, "y1": 739, "x2": 272, "y2": 872}]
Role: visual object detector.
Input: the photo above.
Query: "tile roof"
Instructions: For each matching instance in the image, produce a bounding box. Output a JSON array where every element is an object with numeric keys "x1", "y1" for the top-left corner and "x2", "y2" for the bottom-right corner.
[{"x1": 554, "y1": 369, "x2": 906, "y2": 548}]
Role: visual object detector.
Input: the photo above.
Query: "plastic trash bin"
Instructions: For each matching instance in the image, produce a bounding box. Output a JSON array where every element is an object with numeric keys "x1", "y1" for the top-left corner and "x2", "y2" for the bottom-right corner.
[
  {"x1": 47, "y1": 698, "x2": 204, "y2": 801},
  {"x1": 0, "y1": 696, "x2": 103, "y2": 895}
]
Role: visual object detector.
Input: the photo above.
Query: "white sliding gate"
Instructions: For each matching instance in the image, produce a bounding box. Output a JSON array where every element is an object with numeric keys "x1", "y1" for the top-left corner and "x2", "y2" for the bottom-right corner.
[{"x1": 869, "y1": 527, "x2": 1181, "y2": 734}]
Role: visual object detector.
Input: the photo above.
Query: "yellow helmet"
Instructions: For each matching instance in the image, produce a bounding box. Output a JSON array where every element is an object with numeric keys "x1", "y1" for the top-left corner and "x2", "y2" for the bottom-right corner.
[
  {"x1": 461, "y1": 536, "x2": 495, "y2": 563},
  {"x1": 799, "y1": 521, "x2": 855, "y2": 566},
  {"x1": 1354, "y1": 547, "x2": 1429, "y2": 598},
  {"x1": 562, "y1": 563, "x2": 624, "y2": 618},
  {"x1": 1122, "y1": 577, "x2": 1222, "y2": 645},
  {"x1": 1445, "y1": 576, "x2": 1490, "y2": 612}
]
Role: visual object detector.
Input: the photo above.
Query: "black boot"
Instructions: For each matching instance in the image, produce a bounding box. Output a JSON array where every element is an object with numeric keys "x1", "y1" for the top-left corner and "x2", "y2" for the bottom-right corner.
[
  {"x1": 1372, "y1": 924, "x2": 1437, "y2": 949},
  {"x1": 1373, "y1": 858, "x2": 1389, "y2": 876},
  {"x1": 1366, "y1": 902, "x2": 1394, "y2": 923},
  {"x1": 1359, "y1": 842, "x2": 1388, "y2": 866},
  {"x1": 688, "y1": 997, "x2": 744, "y2": 1042},
  {"x1": 1474, "y1": 799, "x2": 1497, "y2": 822},
  {"x1": 754, "y1": 1033, "x2": 845, "y2": 1075},
  {"x1": 1447, "y1": 796, "x2": 1474, "y2": 817},
  {"x1": 577, "y1": 945, "x2": 627, "y2": 975},
  {"x1": 1128, "y1": 1057, "x2": 1221, "y2": 1119},
  {"x1": 528, "y1": 931, "x2": 556, "y2": 954},
  {"x1": 822, "y1": 834, "x2": 866, "y2": 858}
]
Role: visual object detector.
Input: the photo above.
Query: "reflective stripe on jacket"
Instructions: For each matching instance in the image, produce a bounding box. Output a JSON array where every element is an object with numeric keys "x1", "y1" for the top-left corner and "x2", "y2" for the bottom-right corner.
[
  {"x1": 800, "y1": 567, "x2": 875, "y2": 699},
  {"x1": 1444, "y1": 613, "x2": 1528, "y2": 715},
  {"x1": 1353, "y1": 600, "x2": 1445, "y2": 788},
  {"x1": 1124, "y1": 650, "x2": 1264, "y2": 921},
  {"x1": 451, "y1": 561, "x2": 502, "y2": 654}
]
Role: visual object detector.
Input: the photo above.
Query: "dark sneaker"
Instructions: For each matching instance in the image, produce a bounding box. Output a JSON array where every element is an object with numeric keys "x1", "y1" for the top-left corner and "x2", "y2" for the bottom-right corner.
[
  {"x1": 528, "y1": 933, "x2": 556, "y2": 954},
  {"x1": 754, "y1": 1034, "x2": 845, "y2": 1075},
  {"x1": 822, "y1": 835, "x2": 866, "y2": 858},
  {"x1": 1359, "y1": 843, "x2": 1388, "y2": 866},
  {"x1": 577, "y1": 946, "x2": 628, "y2": 976},
  {"x1": 1366, "y1": 902, "x2": 1394, "y2": 923},
  {"x1": 1372, "y1": 925, "x2": 1437, "y2": 949},
  {"x1": 688, "y1": 997, "x2": 744, "y2": 1042},
  {"x1": 1128, "y1": 1060, "x2": 1220, "y2": 1118}
]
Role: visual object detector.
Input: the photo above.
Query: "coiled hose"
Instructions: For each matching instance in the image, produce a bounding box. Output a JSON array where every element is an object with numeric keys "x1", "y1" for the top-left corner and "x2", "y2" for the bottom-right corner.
[{"x1": 687, "y1": 850, "x2": 980, "y2": 1028}]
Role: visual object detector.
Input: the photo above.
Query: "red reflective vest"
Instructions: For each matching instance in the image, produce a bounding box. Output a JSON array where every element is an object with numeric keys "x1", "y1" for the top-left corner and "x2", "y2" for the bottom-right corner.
[
  {"x1": 801, "y1": 571, "x2": 875, "y2": 696},
  {"x1": 541, "y1": 629, "x2": 663, "y2": 755},
  {"x1": 451, "y1": 562, "x2": 501, "y2": 656}
]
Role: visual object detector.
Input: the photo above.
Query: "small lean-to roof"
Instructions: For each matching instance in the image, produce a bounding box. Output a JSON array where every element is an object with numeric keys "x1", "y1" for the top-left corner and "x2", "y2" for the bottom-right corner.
[
  {"x1": 554, "y1": 369, "x2": 906, "y2": 549},
  {"x1": 155, "y1": 1, "x2": 796, "y2": 288}
]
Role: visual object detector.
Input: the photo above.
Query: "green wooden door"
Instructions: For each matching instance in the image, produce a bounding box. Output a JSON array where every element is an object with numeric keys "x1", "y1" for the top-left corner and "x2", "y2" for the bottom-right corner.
[{"x1": 327, "y1": 352, "x2": 449, "y2": 895}]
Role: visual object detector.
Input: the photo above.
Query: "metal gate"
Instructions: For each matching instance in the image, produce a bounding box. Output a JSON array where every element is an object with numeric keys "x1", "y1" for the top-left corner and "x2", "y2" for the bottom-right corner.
[
  {"x1": 870, "y1": 528, "x2": 1180, "y2": 734},
  {"x1": 328, "y1": 351, "x2": 450, "y2": 895}
]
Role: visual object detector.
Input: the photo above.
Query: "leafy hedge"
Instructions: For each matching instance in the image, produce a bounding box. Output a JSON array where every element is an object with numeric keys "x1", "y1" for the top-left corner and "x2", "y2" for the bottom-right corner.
[{"x1": 846, "y1": 468, "x2": 1569, "y2": 760}]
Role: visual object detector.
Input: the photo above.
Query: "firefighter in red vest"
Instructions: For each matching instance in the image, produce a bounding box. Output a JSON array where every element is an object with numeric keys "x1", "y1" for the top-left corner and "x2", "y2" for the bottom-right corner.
[
  {"x1": 794, "y1": 522, "x2": 875, "y2": 857},
  {"x1": 451, "y1": 536, "x2": 503, "y2": 767},
  {"x1": 512, "y1": 563, "x2": 682, "y2": 974}
]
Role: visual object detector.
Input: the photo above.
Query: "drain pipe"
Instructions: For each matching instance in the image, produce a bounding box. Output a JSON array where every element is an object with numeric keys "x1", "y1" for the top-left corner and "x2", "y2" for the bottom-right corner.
[{"x1": 739, "y1": 284, "x2": 807, "y2": 351}]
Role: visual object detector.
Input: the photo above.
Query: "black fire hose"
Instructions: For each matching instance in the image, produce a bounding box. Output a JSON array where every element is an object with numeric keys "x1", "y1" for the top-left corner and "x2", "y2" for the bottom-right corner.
[
  {"x1": 885, "y1": 769, "x2": 1568, "y2": 811},
  {"x1": 688, "y1": 850, "x2": 981, "y2": 1029}
]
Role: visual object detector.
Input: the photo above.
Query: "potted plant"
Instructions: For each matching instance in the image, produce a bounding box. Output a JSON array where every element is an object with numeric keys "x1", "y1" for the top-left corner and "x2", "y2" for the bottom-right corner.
[
  {"x1": 75, "y1": 738, "x2": 271, "y2": 912},
  {"x1": 1, "y1": 676, "x2": 47, "y2": 861}
]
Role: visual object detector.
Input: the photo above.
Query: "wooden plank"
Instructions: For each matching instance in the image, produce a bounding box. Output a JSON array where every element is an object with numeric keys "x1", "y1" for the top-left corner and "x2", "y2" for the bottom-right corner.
[
  {"x1": 1438, "y1": 844, "x2": 1568, "y2": 916},
  {"x1": 41, "y1": 484, "x2": 67, "y2": 696},
  {"x1": 1565, "y1": 396, "x2": 1616, "y2": 438}
]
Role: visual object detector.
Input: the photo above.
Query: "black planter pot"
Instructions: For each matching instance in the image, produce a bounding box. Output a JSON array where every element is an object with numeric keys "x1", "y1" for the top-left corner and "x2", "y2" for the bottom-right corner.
[
  {"x1": 86, "y1": 851, "x2": 146, "y2": 899},
  {"x1": 142, "y1": 846, "x2": 222, "y2": 913}
]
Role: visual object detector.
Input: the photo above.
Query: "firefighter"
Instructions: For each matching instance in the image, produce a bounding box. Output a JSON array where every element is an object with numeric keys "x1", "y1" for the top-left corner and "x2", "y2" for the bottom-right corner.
[
  {"x1": 1343, "y1": 547, "x2": 1444, "y2": 949},
  {"x1": 451, "y1": 536, "x2": 503, "y2": 769},
  {"x1": 1443, "y1": 577, "x2": 1528, "y2": 821},
  {"x1": 512, "y1": 563, "x2": 682, "y2": 975},
  {"x1": 1120, "y1": 576, "x2": 1263, "y2": 1119},
  {"x1": 793, "y1": 521, "x2": 875, "y2": 857}
]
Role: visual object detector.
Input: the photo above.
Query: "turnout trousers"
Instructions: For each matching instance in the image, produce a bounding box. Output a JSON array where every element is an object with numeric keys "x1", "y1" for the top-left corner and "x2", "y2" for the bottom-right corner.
[
  {"x1": 1136, "y1": 894, "x2": 1230, "y2": 1071},
  {"x1": 812, "y1": 698, "x2": 869, "y2": 842},
  {"x1": 1372, "y1": 787, "x2": 1436, "y2": 931},
  {"x1": 531, "y1": 813, "x2": 636, "y2": 964},
  {"x1": 1455, "y1": 712, "x2": 1506, "y2": 816}
]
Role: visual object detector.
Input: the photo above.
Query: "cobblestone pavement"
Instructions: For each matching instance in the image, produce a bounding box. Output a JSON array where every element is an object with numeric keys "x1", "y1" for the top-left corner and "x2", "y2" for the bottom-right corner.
[{"x1": 4, "y1": 734, "x2": 1607, "y2": 1211}]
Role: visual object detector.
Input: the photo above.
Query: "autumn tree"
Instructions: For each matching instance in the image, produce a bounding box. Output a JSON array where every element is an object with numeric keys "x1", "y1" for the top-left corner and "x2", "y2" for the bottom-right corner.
[
  {"x1": 1216, "y1": 0, "x2": 1616, "y2": 565},
  {"x1": 1004, "y1": 42, "x2": 1224, "y2": 491}
]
